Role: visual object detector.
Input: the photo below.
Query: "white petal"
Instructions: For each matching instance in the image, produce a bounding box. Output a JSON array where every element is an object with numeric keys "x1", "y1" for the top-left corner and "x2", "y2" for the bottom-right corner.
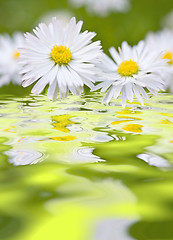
[
  {"x1": 121, "y1": 87, "x2": 127, "y2": 108},
  {"x1": 102, "y1": 85, "x2": 116, "y2": 104},
  {"x1": 133, "y1": 84, "x2": 144, "y2": 105},
  {"x1": 109, "y1": 47, "x2": 122, "y2": 64},
  {"x1": 47, "y1": 80, "x2": 57, "y2": 99},
  {"x1": 125, "y1": 82, "x2": 133, "y2": 102}
]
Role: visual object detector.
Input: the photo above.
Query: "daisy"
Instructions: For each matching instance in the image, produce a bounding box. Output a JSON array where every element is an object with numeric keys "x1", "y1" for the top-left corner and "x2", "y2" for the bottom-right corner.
[
  {"x1": 36, "y1": 9, "x2": 73, "y2": 26},
  {"x1": 161, "y1": 10, "x2": 173, "y2": 30},
  {"x1": 19, "y1": 17, "x2": 102, "y2": 100},
  {"x1": 69, "y1": 0, "x2": 130, "y2": 17},
  {"x1": 146, "y1": 29, "x2": 173, "y2": 93},
  {"x1": 95, "y1": 41, "x2": 168, "y2": 107},
  {"x1": 0, "y1": 33, "x2": 24, "y2": 87}
]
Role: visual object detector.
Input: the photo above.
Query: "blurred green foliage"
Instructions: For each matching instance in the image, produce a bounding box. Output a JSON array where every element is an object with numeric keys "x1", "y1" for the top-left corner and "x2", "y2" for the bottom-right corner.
[{"x1": 0, "y1": 0, "x2": 173, "y2": 52}]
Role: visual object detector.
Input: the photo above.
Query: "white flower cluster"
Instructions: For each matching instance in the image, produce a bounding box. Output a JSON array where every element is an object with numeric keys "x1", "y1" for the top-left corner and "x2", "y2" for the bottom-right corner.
[
  {"x1": 0, "y1": 17, "x2": 173, "y2": 107},
  {"x1": 69, "y1": 0, "x2": 130, "y2": 17}
]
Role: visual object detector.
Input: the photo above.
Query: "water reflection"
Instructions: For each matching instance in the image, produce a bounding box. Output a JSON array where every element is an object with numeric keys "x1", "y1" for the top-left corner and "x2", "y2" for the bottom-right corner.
[
  {"x1": 95, "y1": 218, "x2": 138, "y2": 240},
  {"x1": 76, "y1": 147, "x2": 105, "y2": 163},
  {"x1": 0, "y1": 93, "x2": 172, "y2": 167},
  {"x1": 137, "y1": 153, "x2": 171, "y2": 168},
  {"x1": 7, "y1": 149, "x2": 44, "y2": 166},
  {"x1": 0, "y1": 93, "x2": 173, "y2": 239}
]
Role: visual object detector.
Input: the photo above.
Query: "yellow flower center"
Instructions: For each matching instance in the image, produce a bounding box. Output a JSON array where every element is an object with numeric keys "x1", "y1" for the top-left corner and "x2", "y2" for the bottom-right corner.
[
  {"x1": 13, "y1": 51, "x2": 20, "y2": 59},
  {"x1": 162, "y1": 51, "x2": 173, "y2": 65},
  {"x1": 50, "y1": 45, "x2": 72, "y2": 65},
  {"x1": 117, "y1": 60, "x2": 139, "y2": 77}
]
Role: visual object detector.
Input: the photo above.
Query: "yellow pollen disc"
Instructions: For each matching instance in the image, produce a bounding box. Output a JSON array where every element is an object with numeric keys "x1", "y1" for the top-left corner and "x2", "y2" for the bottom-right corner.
[
  {"x1": 162, "y1": 51, "x2": 173, "y2": 65},
  {"x1": 13, "y1": 51, "x2": 20, "y2": 59},
  {"x1": 50, "y1": 45, "x2": 72, "y2": 65},
  {"x1": 118, "y1": 60, "x2": 139, "y2": 77}
]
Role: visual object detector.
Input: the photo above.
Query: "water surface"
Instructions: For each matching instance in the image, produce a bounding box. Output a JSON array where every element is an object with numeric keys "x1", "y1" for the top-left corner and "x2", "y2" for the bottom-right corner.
[{"x1": 0, "y1": 93, "x2": 173, "y2": 240}]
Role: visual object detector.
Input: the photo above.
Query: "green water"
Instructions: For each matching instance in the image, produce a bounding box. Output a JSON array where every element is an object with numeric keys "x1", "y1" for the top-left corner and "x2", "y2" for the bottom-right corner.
[{"x1": 0, "y1": 92, "x2": 173, "y2": 240}]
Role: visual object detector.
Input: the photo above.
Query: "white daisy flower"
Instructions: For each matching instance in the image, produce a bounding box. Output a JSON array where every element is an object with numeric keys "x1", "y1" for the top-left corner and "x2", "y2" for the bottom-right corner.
[
  {"x1": 0, "y1": 33, "x2": 24, "y2": 87},
  {"x1": 20, "y1": 17, "x2": 102, "y2": 101},
  {"x1": 69, "y1": 0, "x2": 130, "y2": 17},
  {"x1": 36, "y1": 9, "x2": 73, "y2": 26},
  {"x1": 95, "y1": 41, "x2": 168, "y2": 107},
  {"x1": 161, "y1": 10, "x2": 173, "y2": 30},
  {"x1": 146, "y1": 29, "x2": 173, "y2": 93}
]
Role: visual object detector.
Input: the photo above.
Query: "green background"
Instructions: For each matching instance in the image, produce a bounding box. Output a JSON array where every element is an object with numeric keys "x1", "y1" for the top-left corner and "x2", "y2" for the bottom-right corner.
[{"x1": 0, "y1": 0, "x2": 173, "y2": 49}]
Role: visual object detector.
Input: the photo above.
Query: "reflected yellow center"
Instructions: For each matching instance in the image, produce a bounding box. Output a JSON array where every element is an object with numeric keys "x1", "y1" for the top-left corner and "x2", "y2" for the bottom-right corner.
[
  {"x1": 122, "y1": 124, "x2": 143, "y2": 133},
  {"x1": 13, "y1": 51, "x2": 20, "y2": 59},
  {"x1": 162, "y1": 51, "x2": 173, "y2": 65},
  {"x1": 52, "y1": 115, "x2": 75, "y2": 133},
  {"x1": 50, "y1": 45, "x2": 72, "y2": 65},
  {"x1": 50, "y1": 136, "x2": 77, "y2": 141},
  {"x1": 118, "y1": 60, "x2": 139, "y2": 77}
]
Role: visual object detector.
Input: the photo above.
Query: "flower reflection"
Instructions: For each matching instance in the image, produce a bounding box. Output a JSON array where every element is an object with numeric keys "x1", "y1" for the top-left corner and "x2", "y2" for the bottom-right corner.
[
  {"x1": 122, "y1": 124, "x2": 143, "y2": 133},
  {"x1": 75, "y1": 147, "x2": 105, "y2": 163},
  {"x1": 50, "y1": 136, "x2": 77, "y2": 141},
  {"x1": 52, "y1": 115, "x2": 78, "y2": 133},
  {"x1": 137, "y1": 153, "x2": 171, "y2": 168},
  {"x1": 94, "y1": 218, "x2": 138, "y2": 240},
  {"x1": 6, "y1": 149, "x2": 44, "y2": 166}
]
